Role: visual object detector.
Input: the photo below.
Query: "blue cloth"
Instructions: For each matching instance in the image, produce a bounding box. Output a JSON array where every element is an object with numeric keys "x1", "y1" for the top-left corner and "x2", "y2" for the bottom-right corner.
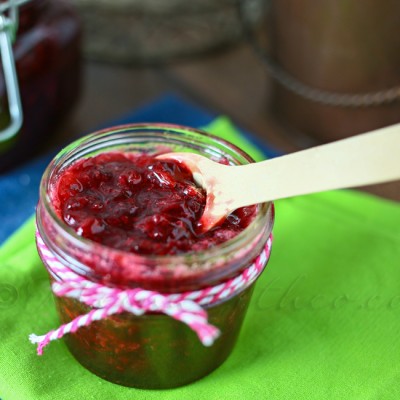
[{"x1": 0, "y1": 93, "x2": 278, "y2": 244}]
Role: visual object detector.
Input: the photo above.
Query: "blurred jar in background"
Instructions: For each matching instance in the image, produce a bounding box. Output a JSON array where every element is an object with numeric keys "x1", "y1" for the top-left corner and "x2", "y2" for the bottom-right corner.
[
  {"x1": 0, "y1": 0, "x2": 82, "y2": 172},
  {"x1": 71, "y1": 0, "x2": 267, "y2": 64},
  {"x1": 267, "y1": 0, "x2": 400, "y2": 143}
]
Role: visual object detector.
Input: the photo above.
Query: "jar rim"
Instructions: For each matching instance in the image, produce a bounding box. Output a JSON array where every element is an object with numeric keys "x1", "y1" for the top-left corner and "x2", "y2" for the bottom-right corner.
[{"x1": 37, "y1": 123, "x2": 274, "y2": 290}]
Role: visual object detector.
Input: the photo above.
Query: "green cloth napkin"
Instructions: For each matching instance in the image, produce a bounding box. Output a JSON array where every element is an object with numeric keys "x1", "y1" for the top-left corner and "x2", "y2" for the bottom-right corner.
[{"x1": 1, "y1": 118, "x2": 400, "y2": 400}]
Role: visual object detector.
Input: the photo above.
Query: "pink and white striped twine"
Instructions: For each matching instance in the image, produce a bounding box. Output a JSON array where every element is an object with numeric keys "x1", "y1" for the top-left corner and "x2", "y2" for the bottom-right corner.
[{"x1": 30, "y1": 231, "x2": 272, "y2": 355}]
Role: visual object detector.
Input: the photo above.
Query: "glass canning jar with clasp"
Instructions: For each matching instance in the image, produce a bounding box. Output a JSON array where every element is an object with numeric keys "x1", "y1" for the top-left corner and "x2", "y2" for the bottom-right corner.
[{"x1": 0, "y1": 0, "x2": 81, "y2": 172}]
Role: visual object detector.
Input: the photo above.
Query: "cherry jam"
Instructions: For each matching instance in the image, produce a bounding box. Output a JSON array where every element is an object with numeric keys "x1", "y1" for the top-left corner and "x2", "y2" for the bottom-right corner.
[
  {"x1": 0, "y1": 0, "x2": 81, "y2": 171},
  {"x1": 54, "y1": 152, "x2": 256, "y2": 256},
  {"x1": 37, "y1": 124, "x2": 274, "y2": 389}
]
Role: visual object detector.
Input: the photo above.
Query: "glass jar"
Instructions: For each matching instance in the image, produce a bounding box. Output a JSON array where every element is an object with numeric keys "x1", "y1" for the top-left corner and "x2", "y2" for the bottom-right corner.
[
  {"x1": 0, "y1": 0, "x2": 82, "y2": 171},
  {"x1": 36, "y1": 124, "x2": 274, "y2": 389}
]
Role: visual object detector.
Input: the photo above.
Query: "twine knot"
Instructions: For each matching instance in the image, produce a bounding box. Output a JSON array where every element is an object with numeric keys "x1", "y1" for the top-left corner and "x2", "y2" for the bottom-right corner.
[{"x1": 30, "y1": 232, "x2": 272, "y2": 355}]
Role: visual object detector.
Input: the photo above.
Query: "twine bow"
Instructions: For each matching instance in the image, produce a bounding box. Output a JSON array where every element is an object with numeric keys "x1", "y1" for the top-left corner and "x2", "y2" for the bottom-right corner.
[{"x1": 30, "y1": 232, "x2": 272, "y2": 355}]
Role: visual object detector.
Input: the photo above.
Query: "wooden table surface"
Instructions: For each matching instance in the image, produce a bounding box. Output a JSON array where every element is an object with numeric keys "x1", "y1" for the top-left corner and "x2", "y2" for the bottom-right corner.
[{"x1": 56, "y1": 39, "x2": 400, "y2": 202}]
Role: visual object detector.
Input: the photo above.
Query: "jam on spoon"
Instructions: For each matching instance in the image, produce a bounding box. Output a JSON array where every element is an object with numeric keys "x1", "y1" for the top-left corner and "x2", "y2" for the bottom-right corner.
[{"x1": 160, "y1": 123, "x2": 400, "y2": 230}]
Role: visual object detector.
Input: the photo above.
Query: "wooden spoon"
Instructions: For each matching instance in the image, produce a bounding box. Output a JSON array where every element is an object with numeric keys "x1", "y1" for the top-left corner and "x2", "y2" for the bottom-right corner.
[{"x1": 159, "y1": 124, "x2": 400, "y2": 231}]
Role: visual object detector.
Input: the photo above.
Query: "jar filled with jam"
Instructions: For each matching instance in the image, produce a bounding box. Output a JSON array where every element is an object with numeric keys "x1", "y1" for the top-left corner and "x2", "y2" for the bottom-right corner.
[
  {"x1": 0, "y1": 0, "x2": 81, "y2": 172},
  {"x1": 35, "y1": 124, "x2": 274, "y2": 389}
]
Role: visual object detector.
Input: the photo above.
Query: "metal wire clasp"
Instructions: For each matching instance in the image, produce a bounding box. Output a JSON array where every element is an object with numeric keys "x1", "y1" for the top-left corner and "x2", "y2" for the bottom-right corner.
[{"x1": 0, "y1": 0, "x2": 27, "y2": 146}]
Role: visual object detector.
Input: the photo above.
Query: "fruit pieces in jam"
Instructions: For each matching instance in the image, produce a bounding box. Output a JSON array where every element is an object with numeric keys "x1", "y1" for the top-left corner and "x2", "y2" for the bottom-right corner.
[{"x1": 53, "y1": 151, "x2": 256, "y2": 256}]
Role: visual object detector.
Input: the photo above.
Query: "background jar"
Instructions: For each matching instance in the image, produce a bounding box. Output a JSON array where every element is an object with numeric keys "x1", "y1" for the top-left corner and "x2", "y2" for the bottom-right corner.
[
  {"x1": 0, "y1": 0, "x2": 82, "y2": 172},
  {"x1": 267, "y1": 0, "x2": 400, "y2": 143},
  {"x1": 36, "y1": 124, "x2": 274, "y2": 389}
]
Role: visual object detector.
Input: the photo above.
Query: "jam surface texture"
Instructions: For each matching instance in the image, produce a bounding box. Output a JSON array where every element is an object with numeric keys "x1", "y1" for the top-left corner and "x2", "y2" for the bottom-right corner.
[{"x1": 54, "y1": 152, "x2": 255, "y2": 256}]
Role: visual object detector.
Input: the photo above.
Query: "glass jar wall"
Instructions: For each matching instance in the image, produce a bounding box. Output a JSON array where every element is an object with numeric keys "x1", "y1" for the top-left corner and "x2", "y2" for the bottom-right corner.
[
  {"x1": 36, "y1": 124, "x2": 274, "y2": 388},
  {"x1": 0, "y1": 0, "x2": 82, "y2": 172}
]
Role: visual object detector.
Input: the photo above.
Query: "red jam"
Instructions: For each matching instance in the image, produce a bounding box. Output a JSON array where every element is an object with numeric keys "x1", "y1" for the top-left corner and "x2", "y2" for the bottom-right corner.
[
  {"x1": 53, "y1": 152, "x2": 256, "y2": 256},
  {"x1": 0, "y1": 0, "x2": 81, "y2": 171},
  {"x1": 37, "y1": 126, "x2": 273, "y2": 389}
]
